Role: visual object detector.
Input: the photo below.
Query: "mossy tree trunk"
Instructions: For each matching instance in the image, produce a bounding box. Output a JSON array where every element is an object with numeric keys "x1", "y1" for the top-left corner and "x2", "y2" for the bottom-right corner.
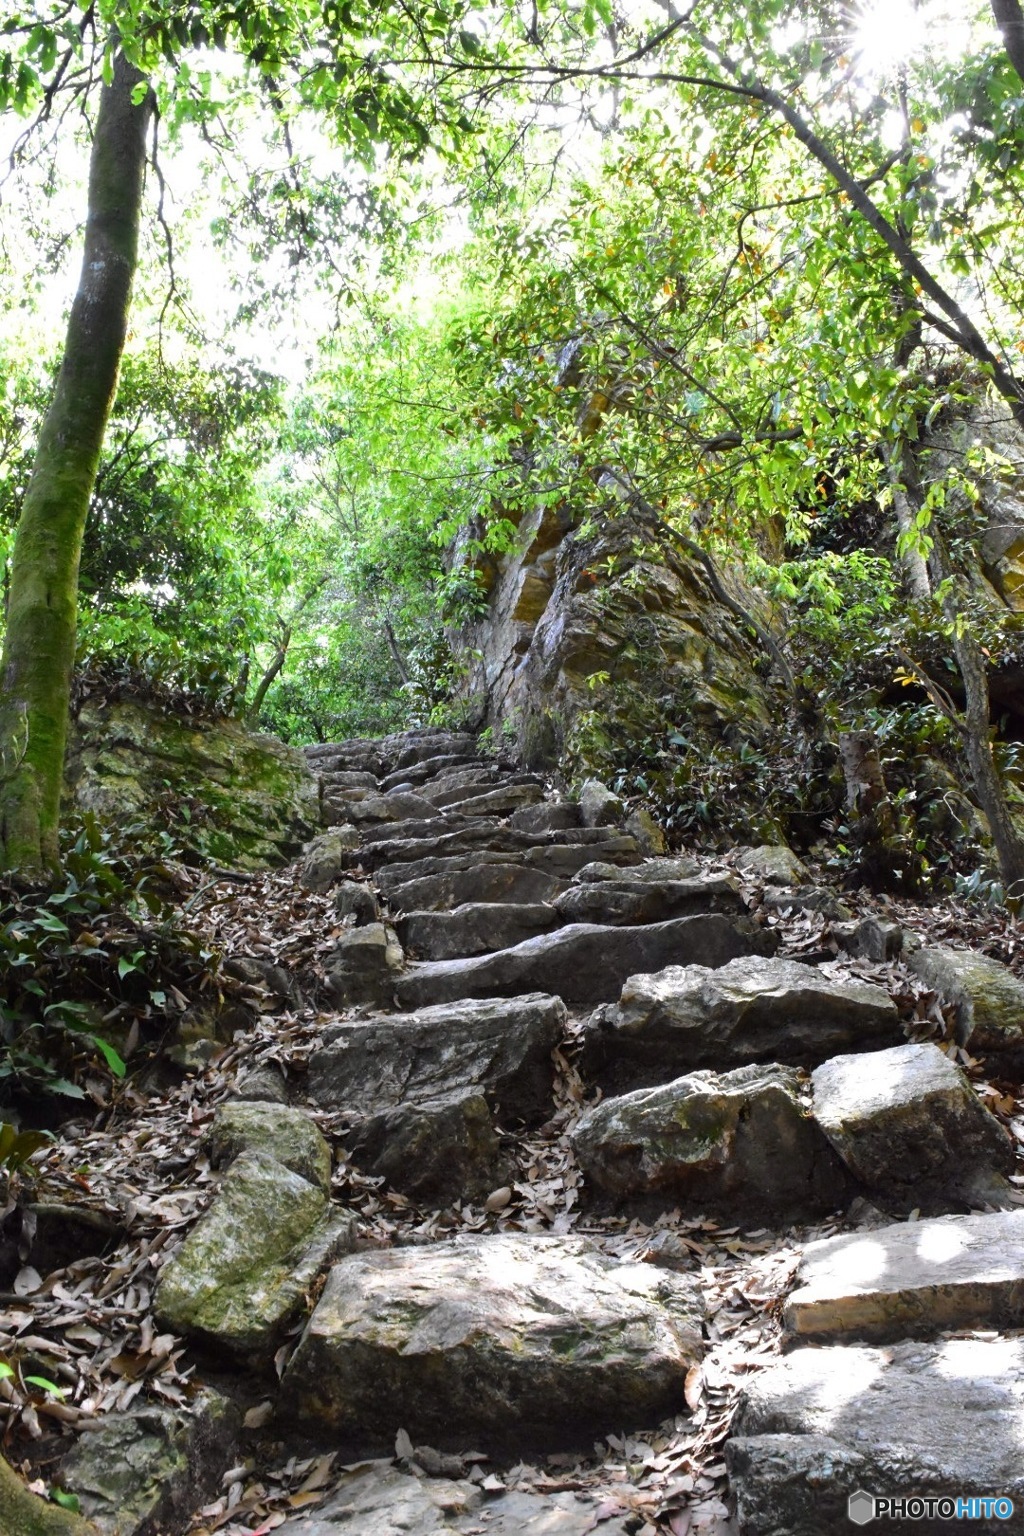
[
  {"x1": 0, "y1": 1455, "x2": 95, "y2": 1536},
  {"x1": 0, "y1": 47, "x2": 153, "y2": 878}
]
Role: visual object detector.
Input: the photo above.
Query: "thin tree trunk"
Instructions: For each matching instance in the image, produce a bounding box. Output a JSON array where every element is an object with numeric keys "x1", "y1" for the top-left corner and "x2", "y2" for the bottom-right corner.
[
  {"x1": 992, "y1": 0, "x2": 1024, "y2": 83},
  {"x1": 247, "y1": 628, "x2": 293, "y2": 722},
  {"x1": 951, "y1": 622, "x2": 1024, "y2": 897},
  {"x1": 0, "y1": 1453, "x2": 94, "y2": 1536},
  {"x1": 0, "y1": 48, "x2": 152, "y2": 877}
]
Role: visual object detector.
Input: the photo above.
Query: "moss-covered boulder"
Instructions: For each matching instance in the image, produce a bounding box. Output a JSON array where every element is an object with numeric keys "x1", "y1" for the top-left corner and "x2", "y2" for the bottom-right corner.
[
  {"x1": 208, "y1": 1101, "x2": 332, "y2": 1193},
  {"x1": 64, "y1": 697, "x2": 319, "y2": 868},
  {"x1": 153, "y1": 1151, "x2": 354, "y2": 1361}
]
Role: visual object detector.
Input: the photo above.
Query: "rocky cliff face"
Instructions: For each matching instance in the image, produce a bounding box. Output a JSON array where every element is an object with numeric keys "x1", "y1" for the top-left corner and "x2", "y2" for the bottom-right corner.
[
  {"x1": 454, "y1": 500, "x2": 773, "y2": 770},
  {"x1": 64, "y1": 696, "x2": 320, "y2": 867}
]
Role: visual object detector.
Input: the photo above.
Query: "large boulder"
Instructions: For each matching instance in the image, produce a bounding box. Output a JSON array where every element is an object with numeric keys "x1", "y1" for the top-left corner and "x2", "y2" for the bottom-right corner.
[
  {"x1": 65, "y1": 696, "x2": 319, "y2": 868},
  {"x1": 811, "y1": 1042, "x2": 1016, "y2": 1213},
  {"x1": 572, "y1": 1063, "x2": 850, "y2": 1221},
  {"x1": 153, "y1": 1151, "x2": 354, "y2": 1362},
  {"x1": 306, "y1": 993, "x2": 565, "y2": 1127},
  {"x1": 908, "y1": 944, "x2": 1024, "y2": 1063},
  {"x1": 727, "y1": 1339, "x2": 1024, "y2": 1535},
  {"x1": 61, "y1": 1392, "x2": 239, "y2": 1536},
  {"x1": 280, "y1": 1234, "x2": 704, "y2": 1452},
  {"x1": 396, "y1": 916, "x2": 776, "y2": 1010},
  {"x1": 733, "y1": 845, "x2": 808, "y2": 886},
  {"x1": 580, "y1": 955, "x2": 899, "y2": 1092},
  {"x1": 785, "y1": 1209, "x2": 1024, "y2": 1344}
]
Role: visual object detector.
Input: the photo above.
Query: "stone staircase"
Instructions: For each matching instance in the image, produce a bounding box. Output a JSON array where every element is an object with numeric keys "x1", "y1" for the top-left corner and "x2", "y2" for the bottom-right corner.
[{"x1": 69, "y1": 728, "x2": 1024, "y2": 1535}]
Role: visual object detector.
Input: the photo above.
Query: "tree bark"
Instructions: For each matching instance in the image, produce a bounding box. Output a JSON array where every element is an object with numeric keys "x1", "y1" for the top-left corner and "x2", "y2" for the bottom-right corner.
[
  {"x1": 0, "y1": 48, "x2": 153, "y2": 877},
  {"x1": 992, "y1": 0, "x2": 1024, "y2": 83},
  {"x1": 0, "y1": 1454, "x2": 94, "y2": 1536}
]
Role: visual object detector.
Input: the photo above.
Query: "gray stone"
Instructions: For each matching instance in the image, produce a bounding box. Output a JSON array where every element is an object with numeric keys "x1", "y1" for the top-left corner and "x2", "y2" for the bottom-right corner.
[
  {"x1": 62, "y1": 1391, "x2": 240, "y2": 1536},
  {"x1": 347, "y1": 1089, "x2": 511, "y2": 1204},
  {"x1": 376, "y1": 837, "x2": 640, "y2": 893},
  {"x1": 908, "y1": 944, "x2": 1024, "y2": 1059},
  {"x1": 395, "y1": 902, "x2": 560, "y2": 960},
  {"x1": 396, "y1": 916, "x2": 776, "y2": 1010},
  {"x1": 230, "y1": 1063, "x2": 288, "y2": 1103},
  {"x1": 734, "y1": 844, "x2": 809, "y2": 886},
  {"x1": 554, "y1": 874, "x2": 744, "y2": 928},
  {"x1": 300, "y1": 829, "x2": 361, "y2": 892},
  {"x1": 520, "y1": 838, "x2": 641, "y2": 876},
  {"x1": 832, "y1": 916, "x2": 905, "y2": 962},
  {"x1": 333, "y1": 879, "x2": 379, "y2": 925},
  {"x1": 318, "y1": 769, "x2": 379, "y2": 790},
  {"x1": 574, "y1": 854, "x2": 700, "y2": 883},
  {"x1": 573, "y1": 1063, "x2": 850, "y2": 1220},
  {"x1": 221, "y1": 954, "x2": 303, "y2": 1008},
  {"x1": 761, "y1": 885, "x2": 854, "y2": 921},
  {"x1": 347, "y1": 791, "x2": 443, "y2": 825},
  {"x1": 579, "y1": 778, "x2": 624, "y2": 828},
  {"x1": 728, "y1": 1339, "x2": 1024, "y2": 1535},
  {"x1": 624, "y1": 807, "x2": 667, "y2": 855},
  {"x1": 785, "y1": 1209, "x2": 1024, "y2": 1343},
  {"x1": 812, "y1": 1042, "x2": 1016, "y2": 1213},
  {"x1": 510, "y1": 800, "x2": 582, "y2": 833},
  {"x1": 323, "y1": 923, "x2": 405, "y2": 1007},
  {"x1": 386, "y1": 863, "x2": 567, "y2": 914},
  {"x1": 208, "y1": 1100, "x2": 332, "y2": 1192},
  {"x1": 379, "y1": 756, "x2": 484, "y2": 794},
  {"x1": 153, "y1": 1151, "x2": 354, "y2": 1361},
  {"x1": 442, "y1": 783, "x2": 545, "y2": 817},
  {"x1": 307, "y1": 993, "x2": 565, "y2": 1126},
  {"x1": 581, "y1": 956, "x2": 899, "y2": 1093},
  {"x1": 280, "y1": 1234, "x2": 704, "y2": 1452},
  {"x1": 273, "y1": 1461, "x2": 634, "y2": 1536}
]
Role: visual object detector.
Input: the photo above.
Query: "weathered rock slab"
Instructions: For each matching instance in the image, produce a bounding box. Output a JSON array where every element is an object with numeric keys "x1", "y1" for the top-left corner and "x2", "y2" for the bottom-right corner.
[
  {"x1": 280, "y1": 1234, "x2": 704, "y2": 1451},
  {"x1": 727, "y1": 1339, "x2": 1024, "y2": 1535},
  {"x1": 396, "y1": 916, "x2": 776, "y2": 1009},
  {"x1": 153, "y1": 1151, "x2": 354, "y2": 1361},
  {"x1": 347, "y1": 1089, "x2": 511, "y2": 1204},
  {"x1": 323, "y1": 922, "x2": 405, "y2": 1007},
  {"x1": 273, "y1": 1461, "x2": 635, "y2": 1536},
  {"x1": 733, "y1": 844, "x2": 808, "y2": 886},
  {"x1": 386, "y1": 862, "x2": 567, "y2": 913},
  {"x1": 554, "y1": 874, "x2": 744, "y2": 928},
  {"x1": 572, "y1": 1063, "x2": 850, "y2": 1220},
  {"x1": 785, "y1": 1209, "x2": 1024, "y2": 1343},
  {"x1": 62, "y1": 1391, "x2": 240, "y2": 1536},
  {"x1": 395, "y1": 901, "x2": 560, "y2": 960},
  {"x1": 909, "y1": 943, "x2": 1024, "y2": 1061},
  {"x1": 581, "y1": 955, "x2": 898, "y2": 1092},
  {"x1": 306, "y1": 992, "x2": 566, "y2": 1126},
  {"x1": 812, "y1": 1042, "x2": 1015, "y2": 1213}
]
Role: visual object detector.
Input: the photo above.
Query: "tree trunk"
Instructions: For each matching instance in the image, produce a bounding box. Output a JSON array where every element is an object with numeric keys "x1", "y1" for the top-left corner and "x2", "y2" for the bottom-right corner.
[
  {"x1": 952, "y1": 623, "x2": 1024, "y2": 899},
  {"x1": 0, "y1": 1455, "x2": 94, "y2": 1536},
  {"x1": 0, "y1": 48, "x2": 152, "y2": 877},
  {"x1": 992, "y1": 0, "x2": 1024, "y2": 83}
]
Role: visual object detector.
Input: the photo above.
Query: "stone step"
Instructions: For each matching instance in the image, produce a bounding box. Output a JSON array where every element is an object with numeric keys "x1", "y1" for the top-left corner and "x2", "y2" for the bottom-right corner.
[
  {"x1": 355, "y1": 812, "x2": 488, "y2": 848},
  {"x1": 317, "y1": 769, "x2": 379, "y2": 790},
  {"x1": 554, "y1": 873, "x2": 745, "y2": 927},
  {"x1": 306, "y1": 992, "x2": 566, "y2": 1126},
  {"x1": 335, "y1": 790, "x2": 447, "y2": 826},
  {"x1": 440, "y1": 782, "x2": 546, "y2": 818},
  {"x1": 571, "y1": 1063, "x2": 850, "y2": 1222},
  {"x1": 273, "y1": 1464, "x2": 635, "y2": 1536},
  {"x1": 365, "y1": 826, "x2": 640, "y2": 872},
  {"x1": 395, "y1": 915, "x2": 776, "y2": 1009},
  {"x1": 510, "y1": 800, "x2": 581, "y2": 833},
  {"x1": 727, "y1": 1338, "x2": 1024, "y2": 1535},
  {"x1": 419, "y1": 772, "x2": 504, "y2": 807},
  {"x1": 378, "y1": 753, "x2": 485, "y2": 794},
  {"x1": 811, "y1": 1042, "x2": 1016, "y2": 1215},
  {"x1": 279, "y1": 1234, "x2": 704, "y2": 1454},
  {"x1": 580, "y1": 955, "x2": 900, "y2": 1094},
  {"x1": 395, "y1": 901, "x2": 561, "y2": 959},
  {"x1": 785, "y1": 1209, "x2": 1024, "y2": 1344},
  {"x1": 373, "y1": 840, "x2": 641, "y2": 893},
  {"x1": 384, "y1": 861, "x2": 568, "y2": 913}
]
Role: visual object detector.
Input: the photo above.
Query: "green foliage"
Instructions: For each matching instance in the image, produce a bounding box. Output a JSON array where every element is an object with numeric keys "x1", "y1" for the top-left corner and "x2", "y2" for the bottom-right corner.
[
  {"x1": 0, "y1": 815, "x2": 216, "y2": 1102},
  {"x1": 0, "y1": 1123, "x2": 53, "y2": 1180}
]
